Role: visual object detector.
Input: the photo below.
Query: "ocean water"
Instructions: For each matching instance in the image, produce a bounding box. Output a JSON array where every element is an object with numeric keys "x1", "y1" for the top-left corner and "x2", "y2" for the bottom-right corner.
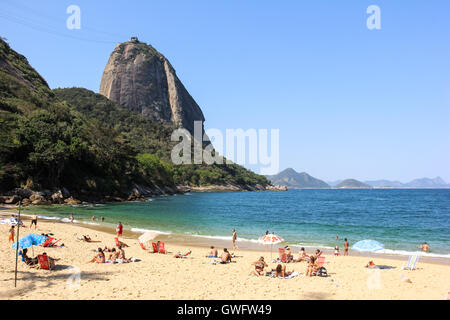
[{"x1": 19, "y1": 189, "x2": 450, "y2": 257}]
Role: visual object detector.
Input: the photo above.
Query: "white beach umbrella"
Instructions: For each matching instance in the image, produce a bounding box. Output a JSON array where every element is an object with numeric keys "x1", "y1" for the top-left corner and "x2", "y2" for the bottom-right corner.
[
  {"x1": 258, "y1": 234, "x2": 284, "y2": 259},
  {"x1": 138, "y1": 231, "x2": 158, "y2": 244}
]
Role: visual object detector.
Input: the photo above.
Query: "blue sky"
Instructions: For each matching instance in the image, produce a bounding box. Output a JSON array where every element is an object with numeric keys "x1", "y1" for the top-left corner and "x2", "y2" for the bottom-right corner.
[{"x1": 1, "y1": 0, "x2": 449, "y2": 182}]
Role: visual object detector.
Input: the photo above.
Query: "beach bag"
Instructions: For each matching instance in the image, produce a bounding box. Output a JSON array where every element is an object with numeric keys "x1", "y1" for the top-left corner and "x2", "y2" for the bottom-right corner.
[{"x1": 317, "y1": 267, "x2": 328, "y2": 277}]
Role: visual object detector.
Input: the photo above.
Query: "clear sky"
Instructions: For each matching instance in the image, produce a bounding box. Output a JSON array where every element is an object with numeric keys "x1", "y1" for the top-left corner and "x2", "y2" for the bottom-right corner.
[{"x1": 1, "y1": 0, "x2": 449, "y2": 182}]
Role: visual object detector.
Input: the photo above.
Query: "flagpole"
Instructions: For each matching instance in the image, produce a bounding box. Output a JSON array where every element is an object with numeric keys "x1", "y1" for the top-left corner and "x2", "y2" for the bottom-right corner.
[{"x1": 14, "y1": 200, "x2": 21, "y2": 288}]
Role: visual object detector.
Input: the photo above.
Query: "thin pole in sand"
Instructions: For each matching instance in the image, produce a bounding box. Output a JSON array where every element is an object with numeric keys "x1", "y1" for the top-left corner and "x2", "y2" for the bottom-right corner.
[{"x1": 14, "y1": 200, "x2": 21, "y2": 288}]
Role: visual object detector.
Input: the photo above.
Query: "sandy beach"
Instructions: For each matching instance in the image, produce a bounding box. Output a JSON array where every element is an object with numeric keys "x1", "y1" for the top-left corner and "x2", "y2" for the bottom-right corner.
[{"x1": 1, "y1": 213, "x2": 449, "y2": 300}]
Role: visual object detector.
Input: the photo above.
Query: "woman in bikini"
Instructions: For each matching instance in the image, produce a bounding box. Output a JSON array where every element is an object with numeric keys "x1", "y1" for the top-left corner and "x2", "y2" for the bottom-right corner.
[
  {"x1": 88, "y1": 248, "x2": 106, "y2": 263},
  {"x1": 273, "y1": 264, "x2": 294, "y2": 278},
  {"x1": 306, "y1": 254, "x2": 319, "y2": 277},
  {"x1": 251, "y1": 257, "x2": 268, "y2": 276},
  {"x1": 295, "y1": 247, "x2": 307, "y2": 262}
]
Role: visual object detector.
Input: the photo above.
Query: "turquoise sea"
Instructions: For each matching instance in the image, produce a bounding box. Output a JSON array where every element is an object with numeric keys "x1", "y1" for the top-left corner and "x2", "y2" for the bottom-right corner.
[{"x1": 20, "y1": 189, "x2": 450, "y2": 258}]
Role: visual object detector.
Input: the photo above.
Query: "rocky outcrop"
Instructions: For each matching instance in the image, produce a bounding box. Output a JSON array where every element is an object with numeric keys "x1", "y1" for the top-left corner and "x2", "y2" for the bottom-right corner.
[
  {"x1": 99, "y1": 38, "x2": 205, "y2": 136},
  {"x1": 64, "y1": 197, "x2": 81, "y2": 205},
  {"x1": 265, "y1": 185, "x2": 288, "y2": 191}
]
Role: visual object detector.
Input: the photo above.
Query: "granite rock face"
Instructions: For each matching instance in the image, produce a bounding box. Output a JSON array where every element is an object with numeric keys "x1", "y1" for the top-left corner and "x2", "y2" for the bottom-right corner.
[{"x1": 99, "y1": 38, "x2": 205, "y2": 135}]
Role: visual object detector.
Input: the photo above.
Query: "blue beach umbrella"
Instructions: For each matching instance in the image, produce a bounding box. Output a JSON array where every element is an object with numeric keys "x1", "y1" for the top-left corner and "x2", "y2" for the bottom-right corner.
[
  {"x1": 352, "y1": 239, "x2": 384, "y2": 252},
  {"x1": 12, "y1": 234, "x2": 46, "y2": 250}
]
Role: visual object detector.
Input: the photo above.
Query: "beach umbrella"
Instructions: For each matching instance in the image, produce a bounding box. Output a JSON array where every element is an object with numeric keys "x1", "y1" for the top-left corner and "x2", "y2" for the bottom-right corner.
[
  {"x1": 12, "y1": 234, "x2": 47, "y2": 250},
  {"x1": 258, "y1": 234, "x2": 284, "y2": 259},
  {"x1": 138, "y1": 231, "x2": 158, "y2": 244},
  {"x1": 352, "y1": 239, "x2": 384, "y2": 253}
]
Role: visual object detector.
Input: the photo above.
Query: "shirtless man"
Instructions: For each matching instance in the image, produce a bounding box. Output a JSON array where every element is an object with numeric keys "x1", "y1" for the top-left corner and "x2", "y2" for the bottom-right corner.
[
  {"x1": 206, "y1": 246, "x2": 218, "y2": 257},
  {"x1": 232, "y1": 229, "x2": 238, "y2": 249},
  {"x1": 221, "y1": 248, "x2": 232, "y2": 263},
  {"x1": 344, "y1": 238, "x2": 349, "y2": 256},
  {"x1": 418, "y1": 242, "x2": 430, "y2": 252}
]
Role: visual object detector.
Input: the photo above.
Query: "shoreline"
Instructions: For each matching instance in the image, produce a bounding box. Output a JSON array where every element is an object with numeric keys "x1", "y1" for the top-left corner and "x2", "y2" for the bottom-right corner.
[
  {"x1": 2, "y1": 210, "x2": 448, "y2": 265},
  {"x1": 1, "y1": 215, "x2": 449, "y2": 299}
]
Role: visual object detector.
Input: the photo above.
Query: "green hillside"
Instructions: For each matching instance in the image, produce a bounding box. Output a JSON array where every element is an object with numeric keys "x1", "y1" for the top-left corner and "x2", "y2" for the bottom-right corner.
[{"x1": 0, "y1": 39, "x2": 268, "y2": 200}]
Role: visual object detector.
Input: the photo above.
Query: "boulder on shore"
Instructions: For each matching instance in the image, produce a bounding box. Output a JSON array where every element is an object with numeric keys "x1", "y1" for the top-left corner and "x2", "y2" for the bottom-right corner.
[{"x1": 64, "y1": 197, "x2": 81, "y2": 205}]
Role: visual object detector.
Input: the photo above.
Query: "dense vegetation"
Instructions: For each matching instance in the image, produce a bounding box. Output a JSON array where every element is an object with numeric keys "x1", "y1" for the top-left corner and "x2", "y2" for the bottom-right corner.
[
  {"x1": 53, "y1": 87, "x2": 269, "y2": 188},
  {"x1": 0, "y1": 39, "x2": 268, "y2": 197}
]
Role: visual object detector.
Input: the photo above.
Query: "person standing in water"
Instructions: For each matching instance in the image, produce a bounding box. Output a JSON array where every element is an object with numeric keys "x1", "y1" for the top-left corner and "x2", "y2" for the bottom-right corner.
[
  {"x1": 69, "y1": 214, "x2": 74, "y2": 223},
  {"x1": 232, "y1": 229, "x2": 238, "y2": 249},
  {"x1": 418, "y1": 242, "x2": 430, "y2": 252}
]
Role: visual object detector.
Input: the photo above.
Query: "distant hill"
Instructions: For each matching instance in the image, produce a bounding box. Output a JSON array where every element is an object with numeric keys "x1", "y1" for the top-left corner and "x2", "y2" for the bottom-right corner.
[
  {"x1": 327, "y1": 180, "x2": 343, "y2": 187},
  {"x1": 364, "y1": 180, "x2": 404, "y2": 188},
  {"x1": 334, "y1": 179, "x2": 372, "y2": 189},
  {"x1": 403, "y1": 177, "x2": 449, "y2": 188},
  {"x1": 266, "y1": 168, "x2": 330, "y2": 189}
]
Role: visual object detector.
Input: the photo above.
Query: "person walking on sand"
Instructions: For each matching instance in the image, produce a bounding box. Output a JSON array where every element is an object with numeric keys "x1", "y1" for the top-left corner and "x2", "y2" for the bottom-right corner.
[
  {"x1": 116, "y1": 222, "x2": 123, "y2": 237},
  {"x1": 8, "y1": 226, "x2": 15, "y2": 243},
  {"x1": 69, "y1": 214, "x2": 74, "y2": 223},
  {"x1": 30, "y1": 214, "x2": 38, "y2": 229},
  {"x1": 232, "y1": 229, "x2": 238, "y2": 249},
  {"x1": 344, "y1": 238, "x2": 349, "y2": 256}
]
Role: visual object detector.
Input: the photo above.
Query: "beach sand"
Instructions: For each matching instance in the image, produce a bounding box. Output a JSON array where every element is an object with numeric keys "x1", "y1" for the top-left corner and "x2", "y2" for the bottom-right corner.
[{"x1": 1, "y1": 216, "x2": 449, "y2": 300}]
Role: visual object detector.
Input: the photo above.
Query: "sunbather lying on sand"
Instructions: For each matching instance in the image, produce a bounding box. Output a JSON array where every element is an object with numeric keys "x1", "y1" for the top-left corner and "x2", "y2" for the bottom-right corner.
[
  {"x1": 250, "y1": 257, "x2": 268, "y2": 276},
  {"x1": 174, "y1": 250, "x2": 192, "y2": 258},
  {"x1": 78, "y1": 235, "x2": 92, "y2": 242},
  {"x1": 272, "y1": 264, "x2": 294, "y2": 278},
  {"x1": 88, "y1": 248, "x2": 106, "y2": 263},
  {"x1": 116, "y1": 239, "x2": 129, "y2": 248}
]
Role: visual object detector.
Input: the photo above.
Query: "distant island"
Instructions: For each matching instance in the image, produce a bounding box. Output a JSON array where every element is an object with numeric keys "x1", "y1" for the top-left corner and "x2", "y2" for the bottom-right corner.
[
  {"x1": 266, "y1": 168, "x2": 330, "y2": 189},
  {"x1": 267, "y1": 168, "x2": 450, "y2": 189},
  {"x1": 334, "y1": 179, "x2": 372, "y2": 189}
]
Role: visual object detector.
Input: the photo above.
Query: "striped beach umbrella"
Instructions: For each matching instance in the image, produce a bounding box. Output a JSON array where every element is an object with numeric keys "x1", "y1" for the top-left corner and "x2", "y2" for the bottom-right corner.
[
  {"x1": 258, "y1": 234, "x2": 284, "y2": 244},
  {"x1": 352, "y1": 239, "x2": 384, "y2": 252},
  {"x1": 258, "y1": 234, "x2": 284, "y2": 259}
]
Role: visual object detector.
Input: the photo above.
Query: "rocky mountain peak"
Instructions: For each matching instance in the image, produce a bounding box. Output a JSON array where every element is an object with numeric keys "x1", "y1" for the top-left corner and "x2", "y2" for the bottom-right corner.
[{"x1": 99, "y1": 38, "x2": 205, "y2": 135}]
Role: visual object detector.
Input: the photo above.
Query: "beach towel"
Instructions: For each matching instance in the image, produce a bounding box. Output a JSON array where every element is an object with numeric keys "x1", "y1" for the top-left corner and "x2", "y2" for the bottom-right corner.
[
  {"x1": 279, "y1": 272, "x2": 300, "y2": 279},
  {"x1": 0, "y1": 218, "x2": 23, "y2": 226},
  {"x1": 266, "y1": 271, "x2": 300, "y2": 279}
]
